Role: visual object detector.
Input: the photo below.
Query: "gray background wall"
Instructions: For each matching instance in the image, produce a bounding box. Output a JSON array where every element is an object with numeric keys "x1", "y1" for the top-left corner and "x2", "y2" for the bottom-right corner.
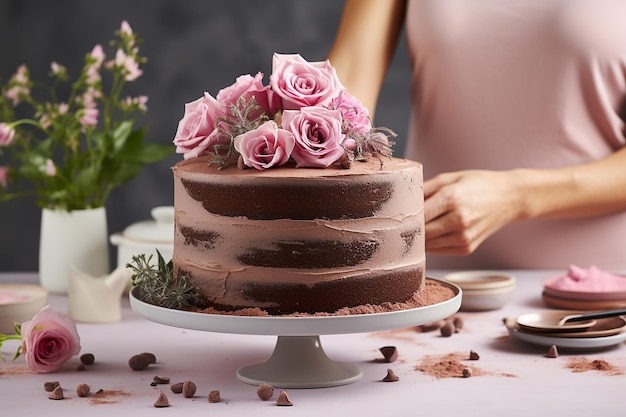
[{"x1": 0, "y1": 0, "x2": 410, "y2": 271}]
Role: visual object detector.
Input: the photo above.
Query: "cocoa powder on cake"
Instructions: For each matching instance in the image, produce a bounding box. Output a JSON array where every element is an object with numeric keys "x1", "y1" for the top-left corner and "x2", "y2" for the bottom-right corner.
[{"x1": 192, "y1": 278, "x2": 456, "y2": 317}]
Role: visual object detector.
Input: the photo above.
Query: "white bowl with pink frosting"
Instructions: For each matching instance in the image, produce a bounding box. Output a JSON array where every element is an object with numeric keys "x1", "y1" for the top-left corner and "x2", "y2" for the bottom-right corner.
[
  {"x1": 544, "y1": 265, "x2": 626, "y2": 301},
  {"x1": 0, "y1": 284, "x2": 48, "y2": 333}
]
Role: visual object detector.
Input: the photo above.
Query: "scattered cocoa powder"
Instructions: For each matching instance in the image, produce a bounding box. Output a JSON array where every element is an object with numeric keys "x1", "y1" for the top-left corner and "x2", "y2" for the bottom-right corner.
[
  {"x1": 566, "y1": 357, "x2": 622, "y2": 375},
  {"x1": 416, "y1": 352, "x2": 516, "y2": 379},
  {"x1": 89, "y1": 389, "x2": 133, "y2": 405},
  {"x1": 0, "y1": 366, "x2": 32, "y2": 376}
]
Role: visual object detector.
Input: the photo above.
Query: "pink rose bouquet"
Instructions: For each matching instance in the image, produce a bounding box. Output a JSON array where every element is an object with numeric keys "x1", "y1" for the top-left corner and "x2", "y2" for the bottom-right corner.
[
  {"x1": 0, "y1": 305, "x2": 81, "y2": 373},
  {"x1": 173, "y1": 53, "x2": 395, "y2": 170}
]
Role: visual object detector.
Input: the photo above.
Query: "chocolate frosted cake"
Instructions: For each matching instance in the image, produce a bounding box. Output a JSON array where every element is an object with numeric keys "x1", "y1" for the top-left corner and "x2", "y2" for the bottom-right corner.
[{"x1": 172, "y1": 156, "x2": 425, "y2": 315}]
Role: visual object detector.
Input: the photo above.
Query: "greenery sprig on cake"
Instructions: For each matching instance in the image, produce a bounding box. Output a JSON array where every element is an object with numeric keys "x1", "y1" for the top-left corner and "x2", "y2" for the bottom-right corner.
[
  {"x1": 173, "y1": 53, "x2": 396, "y2": 170},
  {"x1": 127, "y1": 251, "x2": 204, "y2": 310}
]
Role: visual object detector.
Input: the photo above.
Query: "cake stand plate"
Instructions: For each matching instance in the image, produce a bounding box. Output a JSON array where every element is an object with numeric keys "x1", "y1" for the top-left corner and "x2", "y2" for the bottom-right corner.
[{"x1": 130, "y1": 278, "x2": 461, "y2": 388}]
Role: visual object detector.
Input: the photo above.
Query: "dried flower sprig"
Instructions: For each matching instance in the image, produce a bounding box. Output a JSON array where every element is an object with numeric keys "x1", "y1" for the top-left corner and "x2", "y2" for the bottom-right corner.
[{"x1": 127, "y1": 251, "x2": 204, "y2": 310}]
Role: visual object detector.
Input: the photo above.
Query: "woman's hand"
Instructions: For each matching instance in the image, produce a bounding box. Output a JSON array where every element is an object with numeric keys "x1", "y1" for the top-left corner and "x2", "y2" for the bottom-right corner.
[
  {"x1": 423, "y1": 170, "x2": 526, "y2": 255},
  {"x1": 423, "y1": 147, "x2": 626, "y2": 256}
]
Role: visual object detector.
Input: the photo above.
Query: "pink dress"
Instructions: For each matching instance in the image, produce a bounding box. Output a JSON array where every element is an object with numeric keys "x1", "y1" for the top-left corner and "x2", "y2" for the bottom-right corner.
[{"x1": 404, "y1": 0, "x2": 626, "y2": 269}]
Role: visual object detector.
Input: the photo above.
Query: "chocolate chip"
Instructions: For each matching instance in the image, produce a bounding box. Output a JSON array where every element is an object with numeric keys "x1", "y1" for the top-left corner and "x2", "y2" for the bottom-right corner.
[
  {"x1": 379, "y1": 346, "x2": 398, "y2": 363},
  {"x1": 80, "y1": 353, "x2": 95, "y2": 365},
  {"x1": 129, "y1": 353, "x2": 155, "y2": 371},
  {"x1": 462, "y1": 367, "x2": 472, "y2": 378},
  {"x1": 469, "y1": 350, "x2": 480, "y2": 360},
  {"x1": 382, "y1": 368, "x2": 400, "y2": 382},
  {"x1": 153, "y1": 391, "x2": 170, "y2": 407},
  {"x1": 208, "y1": 390, "x2": 221, "y2": 403},
  {"x1": 44, "y1": 381, "x2": 60, "y2": 392},
  {"x1": 153, "y1": 376, "x2": 170, "y2": 384},
  {"x1": 453, "y1": 316, "x2": 464, "y2": 332},
  {"x1": 276, "y1": 390, "x2": 293, "y2": 406},
  {"x1": 182, "y1": 380, "x2": 196, "y2": 398},
  {"x1": 257, "y1": 383, "x2": 274, "y2": 401},
  {"x1": 440, "y1": 321, "x2": 455, "y2": 337},
  {"x1": 76, "y1": 383, "x2": 90, "y2": 397},
  {"x1": 416, "y1": 320, "x2": 446, "y2": 332},
  {"x1": 545, "y1": 345, "x2": 559, "y2": 358},
  {"x1": 140, "y1": 352, "x2": 157, "y2": 364},
  {"x1": 170, "y1": 382, "x2": 183, "y2": 394},
  {"x1": 48, "y1": 385, "x2": 64, "y2": 400}
]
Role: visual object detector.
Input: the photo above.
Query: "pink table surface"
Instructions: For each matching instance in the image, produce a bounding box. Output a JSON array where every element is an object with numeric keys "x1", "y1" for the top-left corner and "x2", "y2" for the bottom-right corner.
[{"x1": 1, "y1": 271, "x2": 624, "y2": 417}]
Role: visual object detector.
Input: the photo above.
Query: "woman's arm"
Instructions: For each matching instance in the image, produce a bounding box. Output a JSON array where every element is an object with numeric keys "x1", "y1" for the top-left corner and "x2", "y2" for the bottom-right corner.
[
  {"x1": 327, "y1": 0, "x2": 407, "y2": 116},
  {"x1": 424, "y1": 146, "x2": 626, "y2": 255}
]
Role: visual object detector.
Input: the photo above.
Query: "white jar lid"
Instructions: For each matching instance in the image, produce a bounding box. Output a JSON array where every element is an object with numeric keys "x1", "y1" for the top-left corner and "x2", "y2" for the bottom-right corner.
[{"x1": 122, "y1": 206, "x2": 174, "y2": 244}]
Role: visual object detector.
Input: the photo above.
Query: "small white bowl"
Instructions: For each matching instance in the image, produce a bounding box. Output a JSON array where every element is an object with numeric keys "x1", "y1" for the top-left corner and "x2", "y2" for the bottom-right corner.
[
  {"x1": 0, "y1": 284, "x2": 48, "y2": 333},
  {"x1": 444, "y1": 271, "x2": 515, "y2": 311}
]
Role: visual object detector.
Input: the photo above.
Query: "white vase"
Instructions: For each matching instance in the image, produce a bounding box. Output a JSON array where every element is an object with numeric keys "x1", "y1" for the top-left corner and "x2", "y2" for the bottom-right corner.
[{"x1": 39, "y1": 207, "x2": 110, "y2": 294}]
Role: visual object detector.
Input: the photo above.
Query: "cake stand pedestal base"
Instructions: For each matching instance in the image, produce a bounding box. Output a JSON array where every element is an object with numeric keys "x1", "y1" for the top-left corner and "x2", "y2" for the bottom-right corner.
[{"x1": 237, "y1": 335, "x2": 362, "y2": 388}]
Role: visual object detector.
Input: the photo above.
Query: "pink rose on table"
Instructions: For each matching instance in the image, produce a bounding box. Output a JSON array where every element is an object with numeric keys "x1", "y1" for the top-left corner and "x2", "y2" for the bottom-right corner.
[
  {"x1": 330, "y1": 91, "x2": 371, "y2": 134},
  {"x1": 20, "y1": 306, "x2": 81, "y2": 373},
  {"x1": 282, "y1": 107, "x2": 345, "y2": 168},
  {"x1": 234, "y1": 121, "x2": 295, "y2": 170},
  {"x1": 217, "y1": 72, "x2": 280, "y2": 119},
  {"x1": 270, "y1": 53, "x2": 344, "y2": 110},
  {"x1": 173, "y1": 92, "x2": 226, "y2": 159}
]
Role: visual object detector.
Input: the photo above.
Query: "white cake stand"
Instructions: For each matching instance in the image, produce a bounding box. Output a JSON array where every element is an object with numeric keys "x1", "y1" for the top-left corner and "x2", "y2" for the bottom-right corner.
[{"x1": 129, "y1": 278, "x2": 461, "y2": 388}]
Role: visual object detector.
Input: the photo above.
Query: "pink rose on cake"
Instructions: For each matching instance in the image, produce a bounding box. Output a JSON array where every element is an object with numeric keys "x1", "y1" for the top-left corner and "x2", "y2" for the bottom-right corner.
[
  {"x1": 173, "y1": 92, "x2": 227, "y2": 160},
  {"x1": 330, "y1": 91, "x2": 371, "y2": 135},
  {"x1": 173, "y1": 53, "x2": 396, "y2": 169},
  {"x1": 234, "y1": 121, "x2": 295, "y2": 170},
  {"x1": 282, "y1": 107, "x2": 345, "y2": 168},
  {"x1": 270, "y1": 53, "x2": 344, "y2": 110},
  {"x1": 217, "y1": 72, "x2": 280, "y2": 120}
]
